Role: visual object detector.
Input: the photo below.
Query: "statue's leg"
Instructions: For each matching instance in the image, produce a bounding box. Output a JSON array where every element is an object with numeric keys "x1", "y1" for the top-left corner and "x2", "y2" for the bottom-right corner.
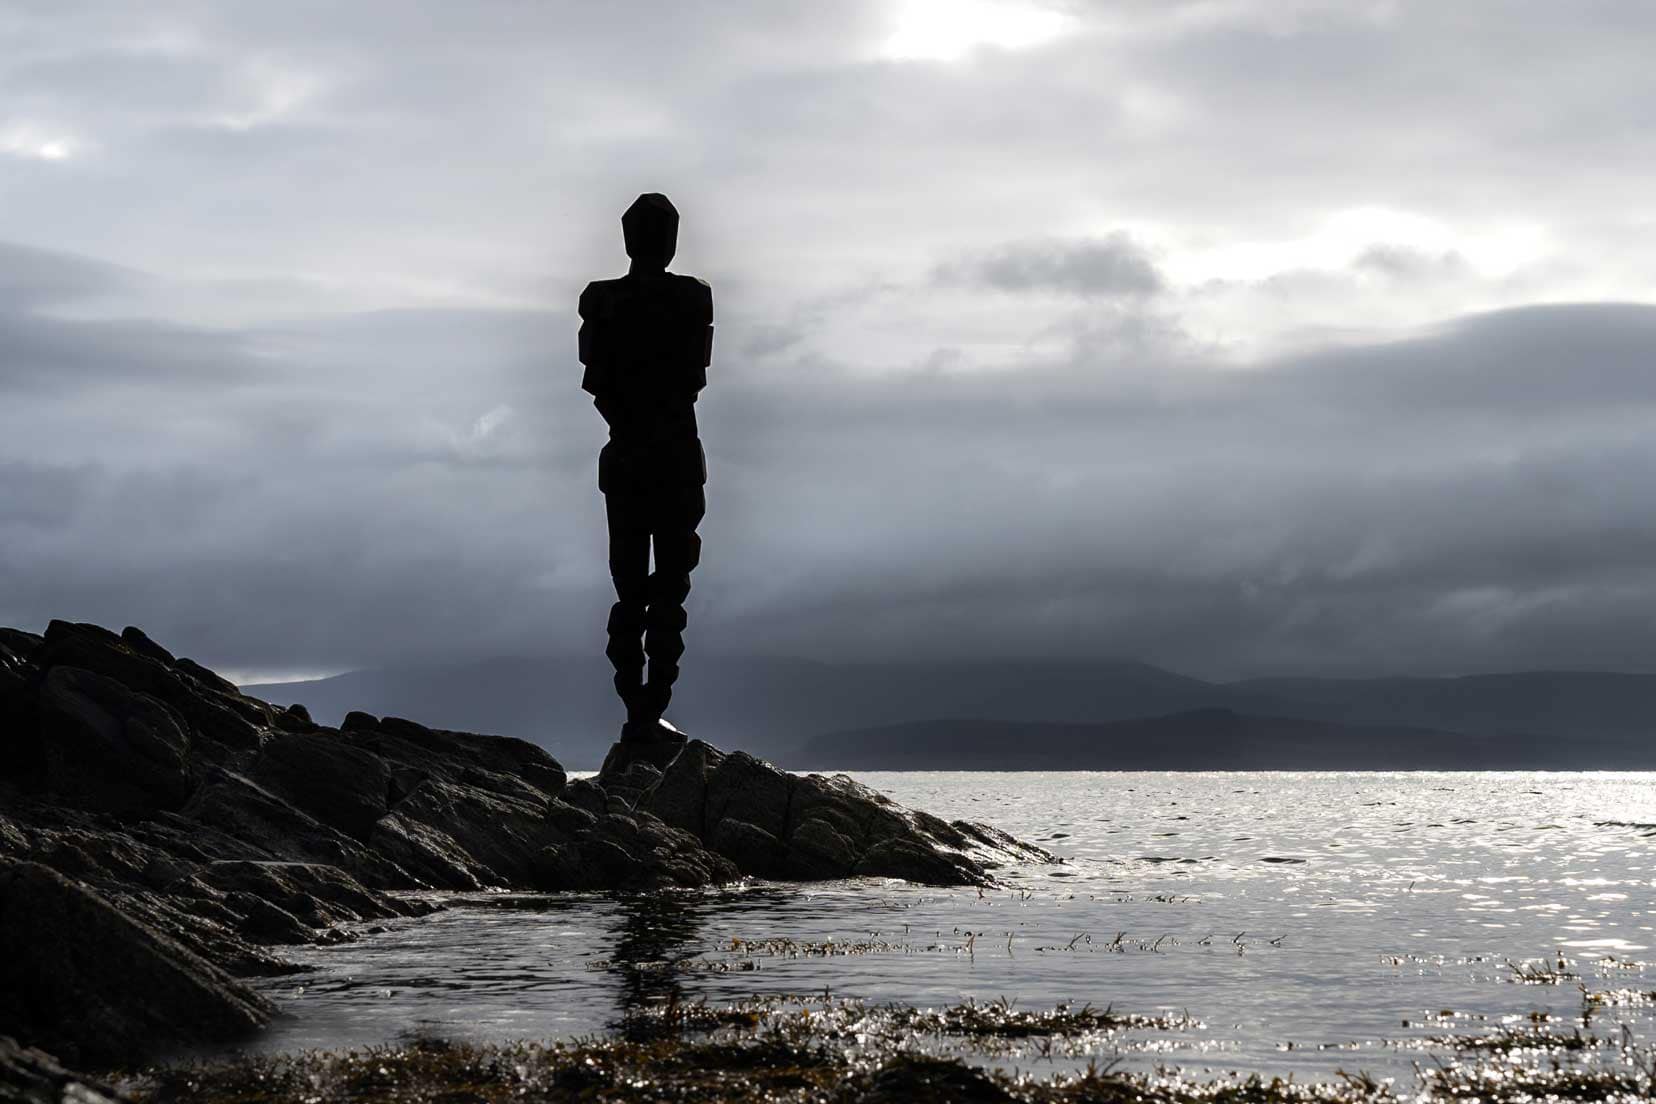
[
  {"x1": 640, "y1": 484, "x2": 706, "y2": 720},
  {"x1": 605, "y1": 490, "x2": 651, "y2": 722}
]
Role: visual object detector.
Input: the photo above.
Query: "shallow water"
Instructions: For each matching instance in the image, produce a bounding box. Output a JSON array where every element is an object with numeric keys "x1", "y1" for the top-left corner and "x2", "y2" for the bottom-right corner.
[{"x1": 248, "y1": 771, "x2": 1656, "y2": 1081}]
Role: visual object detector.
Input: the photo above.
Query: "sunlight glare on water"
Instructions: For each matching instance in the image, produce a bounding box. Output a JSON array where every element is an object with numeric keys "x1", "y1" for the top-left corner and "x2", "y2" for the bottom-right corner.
[{"x1": 251, "y1": 771, "x2": 1656, "y2": 1079}]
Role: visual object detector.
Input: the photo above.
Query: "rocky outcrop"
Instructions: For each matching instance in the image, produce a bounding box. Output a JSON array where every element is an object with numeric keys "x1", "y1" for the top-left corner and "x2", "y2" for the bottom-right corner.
[
  {"x1": 0, "y1": 619, "x2": 1053, "y2": 1077},
  {"x1": 631, "y1": 741, "x2": 1053, "y2": 884},
  {"x1": 0, "y1": 861, "x2": 274, "y2": 1068}
]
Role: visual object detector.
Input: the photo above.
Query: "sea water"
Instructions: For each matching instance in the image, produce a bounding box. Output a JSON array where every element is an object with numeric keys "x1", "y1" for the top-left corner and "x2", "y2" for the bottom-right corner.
[{"x1": 247, "y1": 771, "x2": 1656, "y2": 1080}]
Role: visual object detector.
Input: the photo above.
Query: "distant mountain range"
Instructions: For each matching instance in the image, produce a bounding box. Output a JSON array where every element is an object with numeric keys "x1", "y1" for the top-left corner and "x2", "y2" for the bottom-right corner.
[{"x1": 244, "y1": 656, "x2": 1656, "y2": 770}]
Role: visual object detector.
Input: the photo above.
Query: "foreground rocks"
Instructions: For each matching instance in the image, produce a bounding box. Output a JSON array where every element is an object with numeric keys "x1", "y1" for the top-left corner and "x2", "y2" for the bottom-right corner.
[
  {"x1": 0, "y1": 862, "x2": 272, "y2": 1069},
  {"x1": 0, "y1": 1036, "x2": 130, "y2": 1104},
  {"x1": 0, "y1": 620, "x2": 1054, "y2": 1076}
]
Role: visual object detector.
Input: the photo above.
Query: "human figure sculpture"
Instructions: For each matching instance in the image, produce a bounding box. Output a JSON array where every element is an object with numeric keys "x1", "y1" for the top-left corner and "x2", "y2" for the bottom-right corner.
[{"x1": 578, "y1": 193, "x2": 713, "y2": 768}]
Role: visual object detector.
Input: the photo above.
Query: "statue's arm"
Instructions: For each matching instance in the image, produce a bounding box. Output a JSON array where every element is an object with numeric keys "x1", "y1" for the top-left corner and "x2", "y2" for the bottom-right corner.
[
  {"x1": 690, "y1": 278, "x2": 713, "y2": 397},
  {"x1": 578, "y1": 284, "x2": 619, "y2": 425}
]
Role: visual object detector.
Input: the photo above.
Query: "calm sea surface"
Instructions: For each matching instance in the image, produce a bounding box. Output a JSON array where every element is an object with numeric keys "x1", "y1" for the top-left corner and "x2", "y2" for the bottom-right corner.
[{"x1": 246, "y1": 771, "x2": 1656, "y2": 1080}]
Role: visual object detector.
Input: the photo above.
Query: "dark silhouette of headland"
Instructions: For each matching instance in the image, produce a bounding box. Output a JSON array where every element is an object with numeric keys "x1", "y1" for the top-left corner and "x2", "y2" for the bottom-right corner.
[{"x1": 578, "y1": 193, "x2": 713, "y2": 775}]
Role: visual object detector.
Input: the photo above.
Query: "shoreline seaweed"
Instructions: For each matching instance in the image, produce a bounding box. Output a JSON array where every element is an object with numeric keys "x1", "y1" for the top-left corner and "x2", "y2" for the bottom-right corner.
[{"x1": 123, "y1": 988, "x2": 1656, "y2": 1104}]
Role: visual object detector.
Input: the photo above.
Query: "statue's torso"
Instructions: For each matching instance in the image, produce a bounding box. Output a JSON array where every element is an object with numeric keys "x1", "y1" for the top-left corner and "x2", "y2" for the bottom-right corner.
[{"x1": 579, "y1": 271, "x2": 713, "y2": 491}]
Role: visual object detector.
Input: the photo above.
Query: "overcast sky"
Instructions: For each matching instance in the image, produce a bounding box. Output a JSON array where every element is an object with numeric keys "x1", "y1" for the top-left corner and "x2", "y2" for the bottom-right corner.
[{"x1": 4, "y1": 0, "x2": 1656, "y2": 681}]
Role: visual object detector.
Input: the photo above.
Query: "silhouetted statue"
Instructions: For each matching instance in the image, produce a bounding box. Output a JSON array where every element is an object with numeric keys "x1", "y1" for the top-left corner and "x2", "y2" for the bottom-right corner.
[{"x1": 579, "y1": 193, "x2": 713, "y2": 766}]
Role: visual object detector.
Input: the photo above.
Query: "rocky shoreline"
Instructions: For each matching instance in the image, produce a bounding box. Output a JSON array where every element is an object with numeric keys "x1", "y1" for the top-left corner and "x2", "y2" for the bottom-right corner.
[{"x1": 0, "y1": 620, "x2": 1053, "y2": 1097}]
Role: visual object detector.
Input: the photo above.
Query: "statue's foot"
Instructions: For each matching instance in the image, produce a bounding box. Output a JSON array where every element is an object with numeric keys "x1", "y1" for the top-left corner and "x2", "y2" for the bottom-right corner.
[
  {"x1": 599, "y1": 717, "x2": 688, "y2": 784},
  {"x1": 621, "y1": 716, "x2": 685, "y2": 743}
]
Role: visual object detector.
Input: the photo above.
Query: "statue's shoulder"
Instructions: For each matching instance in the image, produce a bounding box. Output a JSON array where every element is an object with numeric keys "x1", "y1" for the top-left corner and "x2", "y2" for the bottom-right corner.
[
  {"x1": 578, "y1": 277, "x2": 629, "y2": 319},
  {"x1": 668, "y1": 273, "x2": 713, "y2": 321}
]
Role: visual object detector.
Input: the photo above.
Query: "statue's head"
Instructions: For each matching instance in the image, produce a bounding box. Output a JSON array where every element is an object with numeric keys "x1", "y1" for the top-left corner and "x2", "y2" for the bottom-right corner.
[{"x1": 622, "y1": 193, "x2": 678, "y2": 270}]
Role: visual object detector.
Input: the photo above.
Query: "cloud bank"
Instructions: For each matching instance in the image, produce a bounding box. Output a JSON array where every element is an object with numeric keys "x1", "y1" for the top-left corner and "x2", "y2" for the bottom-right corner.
[{"x1": 3, "y1": 1, "x2": 1655, "y2": 680}]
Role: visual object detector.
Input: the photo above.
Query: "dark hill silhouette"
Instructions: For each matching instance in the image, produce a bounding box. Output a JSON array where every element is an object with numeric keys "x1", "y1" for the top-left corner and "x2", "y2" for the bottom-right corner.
[
  {"x1": 244, "y1": 655, "x2": 1289, "y2": 768},
  {"x1": 1227, "y1": 671, "x2": 1656, "y2": 742},
  {"x1": 793, "y1": 709, "x2": 1656, "y2": 771},
  {"x1": 246, "y1": 656, "x2": 1656, "y2": 770}
]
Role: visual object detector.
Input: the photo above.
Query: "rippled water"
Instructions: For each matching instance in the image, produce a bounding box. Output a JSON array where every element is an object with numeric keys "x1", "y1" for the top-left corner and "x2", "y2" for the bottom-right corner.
[{"x1": 249, "y1": 771, "x2": 1656, "y2": 1080}]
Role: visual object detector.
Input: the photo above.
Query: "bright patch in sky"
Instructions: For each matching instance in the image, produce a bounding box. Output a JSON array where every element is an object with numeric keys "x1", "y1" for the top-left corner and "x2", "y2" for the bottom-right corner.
[
  {"x1": 1165, "y1": 206, "x2": 1547, "y2": 283},
  {"x1": 882, "y1": 0, "x2": 1072, "y2": 60},
  {"x1": 1, "y1": 124, "x2": 75, "y2": 161}
]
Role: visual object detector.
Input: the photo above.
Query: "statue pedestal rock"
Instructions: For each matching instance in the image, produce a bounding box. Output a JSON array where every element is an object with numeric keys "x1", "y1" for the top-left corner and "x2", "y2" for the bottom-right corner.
[{"x1": 598, "y1": 718, "x2": 689, "y2": 783}]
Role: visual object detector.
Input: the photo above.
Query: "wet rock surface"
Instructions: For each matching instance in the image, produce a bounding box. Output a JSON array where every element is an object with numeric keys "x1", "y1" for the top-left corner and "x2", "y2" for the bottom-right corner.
[
  {"x1": 0, "y1": 1035, "x2": 131, "y2": 1104},
  {"x1": 630, "y1": 740, "x2": 1055, "y2": 884},
  {"x1": 0, "y1": 619, "x2": 1053, "y2": 1082},
  {"x1": 0, "y1": 861, "x2": 274, "y2": 1069}
]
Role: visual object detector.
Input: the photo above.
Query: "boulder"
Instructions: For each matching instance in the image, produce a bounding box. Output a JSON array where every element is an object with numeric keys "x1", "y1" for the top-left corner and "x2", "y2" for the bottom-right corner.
[
  {"x1": 369, "y1": 811, "x2": 488, "y2": 890},
  {"x1": 197, "y1": 859, "x2": 416, "y2": 929},
  {"x1": 252, "y1": 731, "x2": 391, "y2": 841},
  {"x1": 381, "y1": 777, "x2": 563, "y2": 886},
  {"x1": 38, "y1": 623, "x2": 267, "y2": 761},
  {"x1": 119, "y1": 625, "x2": 176, "y2": 666},
  {"x1": 637, "y1": 740, "x2": 1054, "y2": 885},
  {"x1": 533, "y1": 807, "x2": 738, "y2": 891},
  {"x1": 180, "y1": 767, "x2": 411, "y2": 889},
  {"x1": 561, "y1": 778, "x2": 610, "y2": 816},
  {"x1": 0, "y1": 1035, "x2": 131, "y2": 1104},
  {"x1": 0, "y1": 861, "x2": 272, "y2": 1068},
  {"x1": 36, "y1": 666, "x2": 192, "y2": 813},
  {"x1": 343, "y1": 714, "x2": 566, "y2": 801},
  {"x1": 0, "y1": 627, "x2": 44, "y2": 665},
  {"x1": 174, "y1": 657, "x2": 240, "y2": 696}
]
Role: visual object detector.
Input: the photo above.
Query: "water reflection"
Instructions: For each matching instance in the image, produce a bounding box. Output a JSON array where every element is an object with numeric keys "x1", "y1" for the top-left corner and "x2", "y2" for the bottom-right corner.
[{"x1": 606, "y1": 891, "x2": 706, "y2": 1035}]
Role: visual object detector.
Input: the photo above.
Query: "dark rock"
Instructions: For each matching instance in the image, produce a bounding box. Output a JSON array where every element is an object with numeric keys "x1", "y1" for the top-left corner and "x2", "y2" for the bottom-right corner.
[
  {"x1": 252, "y1": 732, "x2": 391, "y2": 842},
  {"x1": 344, "y1": 715, "x2": 566, "y2": 801},
  {"x1": 596, "y1": 759, "x2": 662, "y2": 808},
  {"x1": 0, "y1": 1035, "x2": 131, "y2": 1104},
  {"x1": 533, "y1": 807, "x2": 737, "y2": 891},
  {"x1": 562, "y1": 778, "x2": 609, "y2": 816},
  {"x1": 383, "y1": 777, "x2": 563, "y2": 886},
  {"x1": 180, "y1": 767, "x2": 411, "y2": 889},
  {"x1": 37, "y1": 624, "x2": 265, "y2": 759},
  {"x1": 0, "y1": 666, "x2": 43, "y2": 788},
  {"x1": 0, "y1": 627, "x2": 45, "y2": 664},
  {"x1": 37, "y1": 666, "x2": 192, "y2": 813},
  {"x1": 174, "y1": 657, "x2": 239, "y2": 696},
  {"x1": 0, "y1": 861, "x2": 272, "y2": 1068},
  {"x1": 120, "y1": 625, "x2": 176, "y2": 666},
  {"x1": 786, "y1": 814, "x2": 859, "y2": 879},
  {"x1": 638, "y1": 738, "x2": 716, "y2": 836},
  {"x1": 708, "y1": 816, "x2": 786, "y2": 877},
  {"x1": 369, "y1": 811, "x2": 488, "y2": 890},
  {"x1": 341, "y1": 710, "x2": 379, "y2": 732},
  {"x1": 382, "y1": 716, "x2": 567, "y2": 798},
  {"x1": 272, "y1": 710, "x2": 312, "y2": 734},
  {"x1": 198, "y1": 859, "x2": 415, "y2": 929},
  {"x1": 223, "y1": 890, "x2": 313, "y2": 944},
  {"x1": 597, "y1": 724, "x2": 687, "y2": 781},
  {"x1": 637, "y1": 740, "x2": 1054, "y2": 885},
  {"x1": 705, "y1": 750, "x2": 794, "y2": 840},
  {"x1": 546, "y1": 800, "x2": 601, "y2": 836}
]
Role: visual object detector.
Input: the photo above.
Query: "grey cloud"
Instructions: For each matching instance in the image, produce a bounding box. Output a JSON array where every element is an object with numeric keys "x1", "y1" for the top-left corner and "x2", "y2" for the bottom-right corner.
[
  {"x1": 0, "y1": 242, "x2": 141, "y2": 308},
  {"x1": 935, "y1": 235, "x2": 1164, "y2": 297},
  {"x1": 1352, "y1": 245, "x2": 1472, "y2": 281},
  {"x1": 8, "y1": 250, "x2": 1656, "y2": 680},
  {"x1": 3, "y1": 2, "x2": 1656, "y2": 684}
]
